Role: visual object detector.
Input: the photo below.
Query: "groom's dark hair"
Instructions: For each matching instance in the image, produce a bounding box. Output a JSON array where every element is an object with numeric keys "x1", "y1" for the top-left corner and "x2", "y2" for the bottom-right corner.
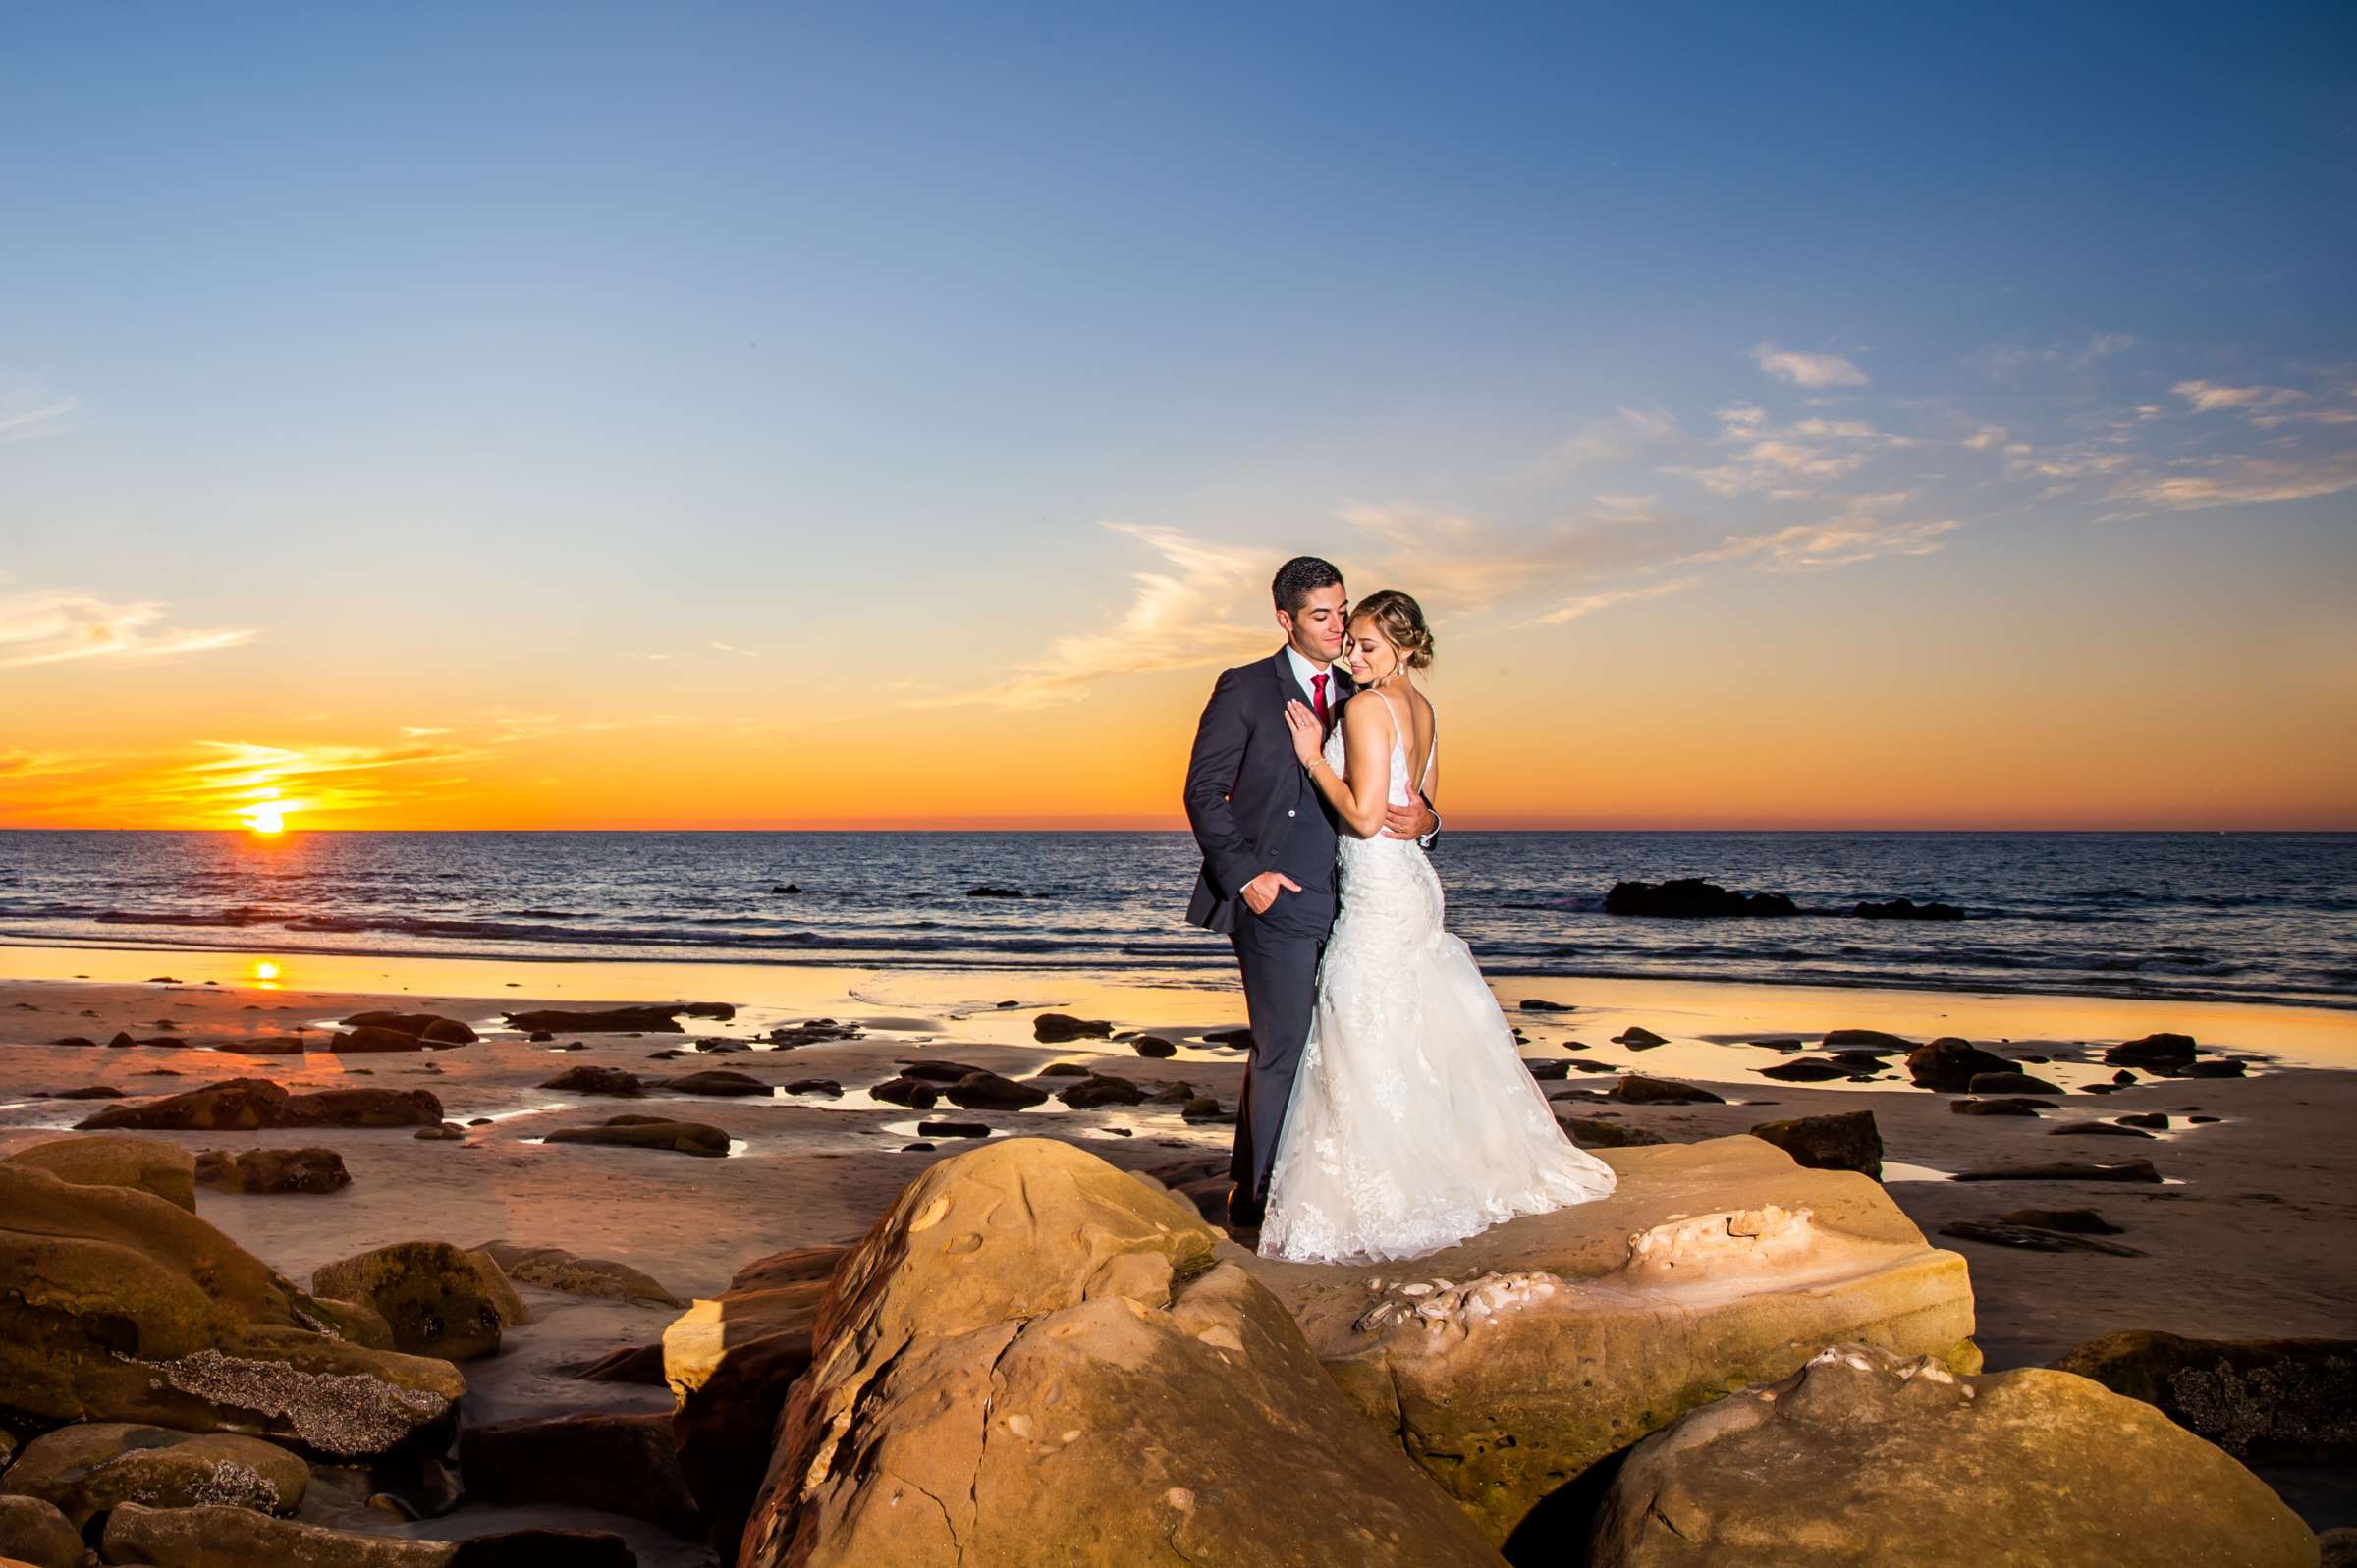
[{"x1": 1272, "y1": 556, "x2": 1344, "y2": 614}]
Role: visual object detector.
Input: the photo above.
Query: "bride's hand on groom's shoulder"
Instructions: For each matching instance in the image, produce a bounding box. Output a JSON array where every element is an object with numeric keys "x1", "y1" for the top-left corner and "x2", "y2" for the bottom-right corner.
[{"x1": 1284, "y1": 700, "x2": 1324, "y2": 765}]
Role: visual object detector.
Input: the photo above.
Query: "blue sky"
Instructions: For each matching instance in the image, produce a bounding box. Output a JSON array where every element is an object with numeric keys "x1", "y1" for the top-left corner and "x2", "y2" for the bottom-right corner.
[{"x1": 3, "y1": 3, "x2": 2353, "y2": 828}]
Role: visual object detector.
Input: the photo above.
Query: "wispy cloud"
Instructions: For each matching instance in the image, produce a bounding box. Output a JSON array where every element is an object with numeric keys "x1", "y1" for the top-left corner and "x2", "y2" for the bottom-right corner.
[
  {"x1": 2172, "y1": 379, "x2": 2302, "y2": 414},
  {"x1": 905, "y1": 523, "x2": 1274, "y2": 711},
  {"x1": 0, "y1": 397, "x2": 79, "y2": 441},
  {"x1": 0, "y1": 576, "x2": 258, "y2": 668},
  {"x1": 1682, "y1": 495, "x2": 1959, "y2": 571},
  {"x1": 1752, "y1": 343, "x2": 1868, "y2": 389},
  {"x1": 1517, "y1": 406, "x2": 1683, "y2": 482},
  {"x1": 1530, "y1": 576, "x2": 1697, "y2": 625},
  {"x1": 1665, "y1": 401, "x2": 1909, "y2": 498},
  {"x1": 2100, "y1": 450, "x2": 2357, "y2": 516}
]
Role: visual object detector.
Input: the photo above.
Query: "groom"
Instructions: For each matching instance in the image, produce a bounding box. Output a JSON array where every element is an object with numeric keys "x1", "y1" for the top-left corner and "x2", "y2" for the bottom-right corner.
[{"x1": 1183, "y1": 555, "x2": 1437, "y2": 1230}]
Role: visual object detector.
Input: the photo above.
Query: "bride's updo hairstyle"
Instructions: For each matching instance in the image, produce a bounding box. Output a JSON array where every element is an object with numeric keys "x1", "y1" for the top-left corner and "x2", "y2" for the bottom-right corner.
[{"x1": 1351, "y1": 589, "x2": 1435, "y2": 670}]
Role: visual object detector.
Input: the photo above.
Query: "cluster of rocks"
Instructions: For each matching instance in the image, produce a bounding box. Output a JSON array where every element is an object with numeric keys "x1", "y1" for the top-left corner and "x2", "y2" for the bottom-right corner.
[
  {"x1": 1598, "y1": 880, "x2": 1974, "y2": 921},
  {"x1": 0, "y1": 1136, "x2": 716, "y2": 1567}
]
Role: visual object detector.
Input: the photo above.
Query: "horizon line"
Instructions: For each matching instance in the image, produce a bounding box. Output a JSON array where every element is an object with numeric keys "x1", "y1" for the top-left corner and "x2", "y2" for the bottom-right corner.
[{"x1": 4, "y1": 822, "x2": 2352, "y2": 835}]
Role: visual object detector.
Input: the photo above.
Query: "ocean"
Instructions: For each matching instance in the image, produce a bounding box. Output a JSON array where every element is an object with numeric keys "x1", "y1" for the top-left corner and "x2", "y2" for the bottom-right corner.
[{"x1": 0, "y1": 830, "x2": 2350, "y2": 1009}]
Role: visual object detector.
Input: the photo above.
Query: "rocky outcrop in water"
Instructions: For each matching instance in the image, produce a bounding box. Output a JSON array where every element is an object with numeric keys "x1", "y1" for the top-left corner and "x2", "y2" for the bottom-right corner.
[
  {"x1": 1586, "y1": 1343, "x2": 2316, "y2": 1566},
  {"x1": 1605, "y1": 878, "x2": 1797, "y2": 918},
  {"x1": 1851, "y1": 896, "x2": 1965, "y2": 920}
]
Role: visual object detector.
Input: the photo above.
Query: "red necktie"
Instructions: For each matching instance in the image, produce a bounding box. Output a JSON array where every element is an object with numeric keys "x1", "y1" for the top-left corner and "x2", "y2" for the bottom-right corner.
[{"x1": 1311, "y1": 672, "x2": 1331, "y2": 735}]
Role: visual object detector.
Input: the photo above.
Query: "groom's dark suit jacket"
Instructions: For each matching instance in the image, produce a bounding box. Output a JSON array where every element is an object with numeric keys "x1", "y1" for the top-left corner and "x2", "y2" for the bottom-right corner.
[{"x1": 1183, "y1": 648, "x2": 1355, "y2": 935}]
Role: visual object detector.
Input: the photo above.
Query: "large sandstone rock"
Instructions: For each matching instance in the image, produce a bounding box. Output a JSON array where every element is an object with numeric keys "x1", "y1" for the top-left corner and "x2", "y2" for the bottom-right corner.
[
  {"x1": 2056, "y1": 1329, "x2": 2357, "y2": 1462},
  {"x1": 0, "y1": 1495, "x2": 82, "y2": 1568},
  {"x1": 1247, "y1": 1136, "x2": 1977, "y2": 1546},
  {"x1": 1586, "y1": 1342, "x2": 2317, "y2": 1567},
  {"x1": 663, "y1": 1246, "x2": 849, "y2": 1560},
  {"x1": 457, "y1": 1411, "x2": 700, "y2": 1536},
  {"x1": 311, "y1": 1243, "x2": 526, "y2": 1362},
  {"x1": 0, "y1": 1164, "x2": 463, "y2": 1458},
  {"x1": 738, "y1": 1138, "x2": 1503, "y2": 1567},
  {"x1": 77, "y1": 1078, "x2": 441, "y2": 1132},
  {"x1": 0, "y1": 1420, "x2": 307, "y2": 1528},
  {"x1": 100, "y1": 1501, "x2": 457, "y2": 1567},
  {"x1": 4, "y1": 1134, "x2": 196, "y2": 1210}
]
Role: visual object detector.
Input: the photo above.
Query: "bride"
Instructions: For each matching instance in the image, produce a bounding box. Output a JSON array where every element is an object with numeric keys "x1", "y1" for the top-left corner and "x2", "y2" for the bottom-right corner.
[{"x1": 1258, "y1": 589, "x2": 1617, "y2": 1265}]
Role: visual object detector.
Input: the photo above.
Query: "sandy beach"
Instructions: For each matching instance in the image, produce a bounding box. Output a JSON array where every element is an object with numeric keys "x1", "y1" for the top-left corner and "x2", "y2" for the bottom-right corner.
[{"x1": 4, "y1": 941, "x2": 2353, "y2": 1555}]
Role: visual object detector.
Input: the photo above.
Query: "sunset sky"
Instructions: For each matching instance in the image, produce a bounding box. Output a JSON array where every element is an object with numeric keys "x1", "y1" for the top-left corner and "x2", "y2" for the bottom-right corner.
[{"x1": 4, "y1": 5, "x2": 2353, "y2": 832}]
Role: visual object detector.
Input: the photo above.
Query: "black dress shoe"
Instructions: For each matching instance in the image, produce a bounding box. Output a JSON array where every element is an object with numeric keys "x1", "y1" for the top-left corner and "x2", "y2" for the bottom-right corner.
[{"x1": 1225, "y1": 1185, "x2": 1266, "y2": 1229}]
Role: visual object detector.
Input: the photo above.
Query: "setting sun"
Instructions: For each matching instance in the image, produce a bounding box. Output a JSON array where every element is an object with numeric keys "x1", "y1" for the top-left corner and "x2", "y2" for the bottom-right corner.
[{"x1": 247, "y1": 808, "x2": 286, "y2": 835}]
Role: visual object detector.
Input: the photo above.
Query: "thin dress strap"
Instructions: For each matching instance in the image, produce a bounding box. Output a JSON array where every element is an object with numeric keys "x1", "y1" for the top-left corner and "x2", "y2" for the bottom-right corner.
[{"x1": 1418, "y1": 717, "x2": 1438, "y2": 792}]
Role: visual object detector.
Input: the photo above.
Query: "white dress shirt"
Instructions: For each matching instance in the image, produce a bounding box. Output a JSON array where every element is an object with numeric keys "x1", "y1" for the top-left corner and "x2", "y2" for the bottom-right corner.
[{"x1": 1284, "y1": 644, "x2": 1337, "y2": 709}]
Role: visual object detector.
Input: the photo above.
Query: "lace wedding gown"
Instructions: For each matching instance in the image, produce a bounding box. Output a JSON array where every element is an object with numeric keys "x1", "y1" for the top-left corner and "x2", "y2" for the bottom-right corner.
[{"x1": 1260, "y1": 693, "x2": 1617, "y2": 1265}]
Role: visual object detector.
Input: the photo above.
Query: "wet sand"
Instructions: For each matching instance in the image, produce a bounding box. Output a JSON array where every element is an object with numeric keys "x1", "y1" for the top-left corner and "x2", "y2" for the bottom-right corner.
[{"x1": 3, "y1": 944, "x2": 2352, "y2": 1549}]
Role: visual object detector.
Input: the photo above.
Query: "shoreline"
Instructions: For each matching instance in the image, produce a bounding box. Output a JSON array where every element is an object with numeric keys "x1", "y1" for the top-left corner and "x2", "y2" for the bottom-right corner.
[
  {"x1": 5, "y1": 940, "x2": 2353, "y2": 1074},
  {"x1": 4, "y1": 931, "x2": 2354, "y2": 1020}
]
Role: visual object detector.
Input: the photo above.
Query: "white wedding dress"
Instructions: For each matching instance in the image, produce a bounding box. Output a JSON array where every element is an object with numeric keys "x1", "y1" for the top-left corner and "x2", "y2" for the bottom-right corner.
[{"x1": 1260, "y1": 692, "x2": 1617, "y2": 1265}]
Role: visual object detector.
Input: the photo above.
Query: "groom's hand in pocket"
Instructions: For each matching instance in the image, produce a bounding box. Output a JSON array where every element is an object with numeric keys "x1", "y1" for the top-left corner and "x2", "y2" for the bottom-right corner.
[{"x1": 1241, "y1": 870, "x2": 1302, "y2": 915}]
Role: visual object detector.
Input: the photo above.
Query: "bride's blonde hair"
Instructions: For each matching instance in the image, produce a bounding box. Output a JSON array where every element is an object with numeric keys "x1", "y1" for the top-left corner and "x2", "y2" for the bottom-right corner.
[{"x1": 1351, "y1": 589, "x2": 1434, "y2": 670}]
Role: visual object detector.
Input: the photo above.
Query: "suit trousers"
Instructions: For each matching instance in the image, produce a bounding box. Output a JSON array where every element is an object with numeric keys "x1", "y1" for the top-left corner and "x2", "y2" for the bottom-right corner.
[{"x1": 1226, "y1": 892, "x2": 1333, "y2": 1203}]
